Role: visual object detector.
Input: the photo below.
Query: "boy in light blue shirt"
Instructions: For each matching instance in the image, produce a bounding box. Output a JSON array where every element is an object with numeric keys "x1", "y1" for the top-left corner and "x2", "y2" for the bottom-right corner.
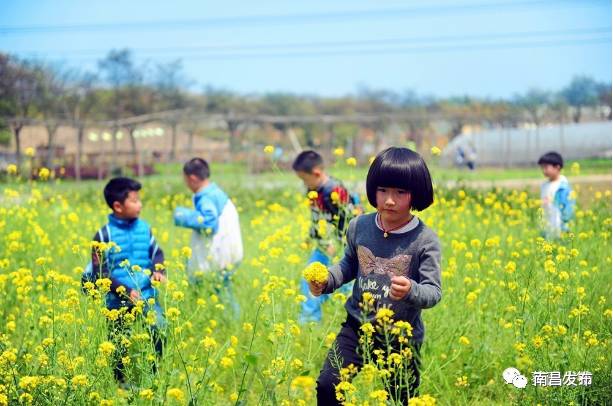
[
  {"x1": 538, "y1": 151, "x2": 575, "y2": 239},
  {"x1": 174, "y1": 158, "x2": 243, "y2": 317}
]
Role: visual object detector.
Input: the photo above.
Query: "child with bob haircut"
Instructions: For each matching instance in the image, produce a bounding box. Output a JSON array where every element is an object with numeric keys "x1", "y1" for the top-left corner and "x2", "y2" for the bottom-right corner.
[{"x1": 309, "y1": 147, "x2": 442, "y2": 404}]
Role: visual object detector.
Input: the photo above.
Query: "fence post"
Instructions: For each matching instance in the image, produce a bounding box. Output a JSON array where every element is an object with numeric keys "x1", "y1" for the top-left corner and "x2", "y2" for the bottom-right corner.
[{"x1": 138, "y1": 149, "x2": 144, "y2": 178}]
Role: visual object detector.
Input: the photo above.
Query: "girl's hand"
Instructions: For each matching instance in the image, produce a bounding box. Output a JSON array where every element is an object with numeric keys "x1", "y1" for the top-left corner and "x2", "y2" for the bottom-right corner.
[
  {"x1": 152, "y1": 271, "x2": 167, "y2": 283},
  {"x1": 389, "y1": 276, "x2": 412, "y2": 300},
  {"x1": 309, "y1": 281, "x2": 326, "y2": 297}
]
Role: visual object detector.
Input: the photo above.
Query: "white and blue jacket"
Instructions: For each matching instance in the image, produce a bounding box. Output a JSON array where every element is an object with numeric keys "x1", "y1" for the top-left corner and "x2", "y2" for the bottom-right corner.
[
  {"x1": 541, "y1": 175, "x2": 576, "y2": 238},
  {"x1": 174, "y1": 182, "x2": 243, "y2": 274}
]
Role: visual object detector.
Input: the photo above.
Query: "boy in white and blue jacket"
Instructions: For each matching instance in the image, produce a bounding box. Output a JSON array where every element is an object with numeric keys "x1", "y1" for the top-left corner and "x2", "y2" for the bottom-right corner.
[
  {"x1": 538, "y1": 152, "x2": 576, "y2": 239},
  {"x1": 174, "y1": 158, "x2": 243, "y2": 317}
]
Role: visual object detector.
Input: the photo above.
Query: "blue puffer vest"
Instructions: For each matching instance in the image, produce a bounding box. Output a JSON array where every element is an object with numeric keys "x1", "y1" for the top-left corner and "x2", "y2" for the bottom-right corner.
[{"x1": 105, "y1": 214, "x2": 156, "y2": 309}]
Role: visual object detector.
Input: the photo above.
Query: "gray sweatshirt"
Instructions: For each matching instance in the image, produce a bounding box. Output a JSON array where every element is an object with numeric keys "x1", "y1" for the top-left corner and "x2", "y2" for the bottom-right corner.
[{"x1": 323, "y1": 212, "x2": 442, "y2": 343}]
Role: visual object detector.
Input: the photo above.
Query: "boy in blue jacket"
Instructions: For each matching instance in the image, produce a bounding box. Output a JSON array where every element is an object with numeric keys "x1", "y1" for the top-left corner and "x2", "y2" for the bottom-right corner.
[
  {"x1": 90, "y1": 177, "x2": 167, "y2": 384},
  {"x1": 174, "y1": 158, "x2": 243, "y2": 317}
]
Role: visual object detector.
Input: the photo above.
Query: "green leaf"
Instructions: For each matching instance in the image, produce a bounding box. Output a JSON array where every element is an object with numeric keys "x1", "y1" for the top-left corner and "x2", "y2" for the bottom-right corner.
[{"x1": 245, "y1": 354, "x2": 258, "y2": 366}]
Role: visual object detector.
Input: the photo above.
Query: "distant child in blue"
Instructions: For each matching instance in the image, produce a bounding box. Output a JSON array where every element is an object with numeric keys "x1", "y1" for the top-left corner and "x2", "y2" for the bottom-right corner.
[
  {"x1": 538, "y1": 151, "x2": 575, "y2": 239},
  {"x1": 173, "y1": 158, "x2": 243, "y2": 317},
  {"x1": 292, "y1": 150, "x2": 362, "y2": 323},
  {"x1": 89, "y1": 177, "x2": 167, "y2": 384}
]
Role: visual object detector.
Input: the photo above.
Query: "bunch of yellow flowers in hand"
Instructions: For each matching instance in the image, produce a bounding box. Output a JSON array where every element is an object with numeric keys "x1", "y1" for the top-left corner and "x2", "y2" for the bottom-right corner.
[
  {"x1": 303, "y1": 261, "x2": 328, "y2": 283},
  {"x1": 303, "y1": 261, "x2": 329, "y2": 296}
]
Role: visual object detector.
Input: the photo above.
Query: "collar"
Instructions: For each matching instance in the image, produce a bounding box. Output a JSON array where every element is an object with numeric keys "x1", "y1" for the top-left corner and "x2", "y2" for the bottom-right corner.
[
  {"x1": 315, "y1": 176, "x2": 334, "y2": 192},
  {"x1": 375, "y1": 213, "x2": 419, "y2": 234},
  {"x1": 546, "y1": 175, "x2": 567, "y2": 185},
  {"x1": 108, "y1": 213, "x2": 138, "y2": 228},
  {"x1": 195, "y1": 182, "x2": 217, "y2": 196}
]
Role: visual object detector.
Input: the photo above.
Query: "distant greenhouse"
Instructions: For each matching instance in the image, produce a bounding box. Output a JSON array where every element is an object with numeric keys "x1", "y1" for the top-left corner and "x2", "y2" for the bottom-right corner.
[{"x1": 441, "y1": 121, "x2": 612, "y2": 167}]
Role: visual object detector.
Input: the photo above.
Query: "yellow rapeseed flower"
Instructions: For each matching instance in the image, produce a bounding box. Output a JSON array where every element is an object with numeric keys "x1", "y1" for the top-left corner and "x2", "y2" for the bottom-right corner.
[
  {"x1": 70, "y1": 374, "x2": 88, "y2": 387},
  {"x1": 38, "y1": 167, "x2": 51, "y2": 181},
  {"x1": 181, "y1": 246, "x2": 192, "y2": 258},
  {"x1": 98, "y1": 341, "x2": 115, "y2": 357},
  {"x1": 302, "y1": 261, "x2": 328, "y2": 284},
  {"x1": 139, "y1": 389, "x2": 154, "y2": 400},
  {"x1": 167, "y1": 388, "x2": 184, "y2": 402}
]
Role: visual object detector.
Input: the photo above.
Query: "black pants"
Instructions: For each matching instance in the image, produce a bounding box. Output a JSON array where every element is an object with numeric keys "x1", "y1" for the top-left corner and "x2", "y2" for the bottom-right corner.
[
  {"x1": 108, "y1": 316, "x2": 164, "y2": 383},
  {"x1": 317, "y1": 318, "x2": 422, "y2": 405}
]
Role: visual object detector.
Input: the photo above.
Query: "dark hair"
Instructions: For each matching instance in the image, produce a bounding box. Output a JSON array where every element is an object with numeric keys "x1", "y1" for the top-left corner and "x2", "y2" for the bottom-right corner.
[
  {"x1": 183, "y1": 158, "x2": 210, "y2": 180},
  {"x1": 537, "y1": 151, "x2": 564, "y2": 168},
  {"x1": 104, "y1": 177, "x2": 141, "y2": 208},
  {"x1": 292, "y1": 150, "x2": 324, "y2": 173},
  {"x1": 366, "y1": 147, "x2": 434, "y2": 211}
]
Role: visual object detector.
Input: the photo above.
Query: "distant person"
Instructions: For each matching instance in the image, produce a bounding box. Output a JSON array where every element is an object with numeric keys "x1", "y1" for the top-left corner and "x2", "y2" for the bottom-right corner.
[
  {"x1": 538, "y1": 152, "x2": 575, "y2": 239},
  {"x1": 455, "y1": 142, "x2": 477, "y2": 170},
  {"x1": 466, "y1": 142, "x2": 477, "y2": 170},
  {"x1": 455, "y1": 145, "x2": 466, "y2": 167}
]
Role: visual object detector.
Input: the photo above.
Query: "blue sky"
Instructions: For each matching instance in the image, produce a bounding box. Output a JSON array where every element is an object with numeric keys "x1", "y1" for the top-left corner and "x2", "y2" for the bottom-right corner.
[{"x1": 0, "y1": 0, "x2": 611, "y2": 98}]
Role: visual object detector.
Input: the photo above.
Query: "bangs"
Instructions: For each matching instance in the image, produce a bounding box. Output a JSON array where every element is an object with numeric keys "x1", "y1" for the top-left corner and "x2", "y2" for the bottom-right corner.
[
  {"x1": 368, "y1": 157, "x2": 414, "y2": 191},
  {"x1": 366, "y1": 147, "x2": 434, "y2": 211}
]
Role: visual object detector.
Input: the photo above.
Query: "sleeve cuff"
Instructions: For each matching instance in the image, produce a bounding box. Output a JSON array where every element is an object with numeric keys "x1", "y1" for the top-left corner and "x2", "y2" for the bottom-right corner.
[
  {"x1": 323, "y1": 272, "x2": 335, "y2": 294},
  {"x1": 404, "y1": 278, "x2": 418, "y2": 303}
]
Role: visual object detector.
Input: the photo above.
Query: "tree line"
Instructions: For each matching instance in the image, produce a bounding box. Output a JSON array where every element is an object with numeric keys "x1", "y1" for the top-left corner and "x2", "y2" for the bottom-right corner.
[{"x1": 0, "y1": 49, "x2": 610, "y2": 171}]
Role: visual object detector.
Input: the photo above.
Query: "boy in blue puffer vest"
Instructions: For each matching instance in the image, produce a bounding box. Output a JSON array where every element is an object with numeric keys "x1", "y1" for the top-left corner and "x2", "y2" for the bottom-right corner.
[{"x1": 90, "y1": 177, "x2": 167, "y2": 384}]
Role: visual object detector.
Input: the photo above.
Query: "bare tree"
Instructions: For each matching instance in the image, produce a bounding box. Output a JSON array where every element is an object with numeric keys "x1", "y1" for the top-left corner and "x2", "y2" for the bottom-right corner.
[
  {"x1": 597, "y1": 82, "x2": 612, "y2": 120},
  {"x1": 33, "y1": 62, "x2": 72, "y2": 168},
  {"x1": 0, "y1": 55, "x2": 41, "y2": 170},
  {"x1": 514, "y1": 89, "x2": 550, "y2": 126},
  {"x1": 68, "y1": 72, "x2": 100, "y2": 181},
  {"x1": 98, "y1": 49, "x2": 143, "y2": 172},
  {"x1": 204, "y1": 87, "x2": 252, "y2": 154},
  {"x1": 154, "y1": 59, "x2": 190, "y2": 160}
]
